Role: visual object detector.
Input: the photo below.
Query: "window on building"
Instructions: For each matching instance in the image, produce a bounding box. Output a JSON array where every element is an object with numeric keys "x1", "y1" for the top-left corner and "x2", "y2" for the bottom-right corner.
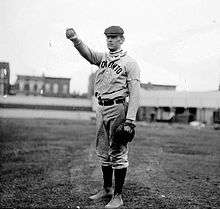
[
  {"x1": 0, "y1": 69, "x2": 6, "y2": 78},
  {"x1": 162, "y1": 107, "x2": 170, "y2": 112},
  {"x1": 24, "y1": 83, "x2": 30, "y2": 91},
  {"x1": 45, "y1": 83, "x2": 50, "y2": 93},
  {"x1": 53, "y1": 83, "x2": 59, "y2": 94},
  {"x1": 19, "y1": 82, "x2": 24, "y2": 90},
  {"x1": 34, "y1": 84, "x2": 38, "y2": 92},
  {"x1": 175, "y1": 107, "x2": 185, "y2": 114},
  {"x1": 62, "y1": 84, "x2": 68, "y2": 94}
]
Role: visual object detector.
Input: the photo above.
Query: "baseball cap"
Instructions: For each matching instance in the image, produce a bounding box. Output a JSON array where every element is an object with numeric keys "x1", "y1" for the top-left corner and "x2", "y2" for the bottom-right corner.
[{"x1": 104, "y1": 26, "x2": 124, "y2": 36}]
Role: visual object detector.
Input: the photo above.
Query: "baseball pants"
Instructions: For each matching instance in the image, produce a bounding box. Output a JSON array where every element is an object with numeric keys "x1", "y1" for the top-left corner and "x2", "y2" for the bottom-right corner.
[{"x1": 96, "y1": 102, "x2": 129, "y2": 169}]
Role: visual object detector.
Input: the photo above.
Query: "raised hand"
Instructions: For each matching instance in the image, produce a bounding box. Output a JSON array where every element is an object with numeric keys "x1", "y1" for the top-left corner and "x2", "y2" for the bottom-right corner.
[{"x1": 66, "y1": 28, "x2": 78, "y2": 41}]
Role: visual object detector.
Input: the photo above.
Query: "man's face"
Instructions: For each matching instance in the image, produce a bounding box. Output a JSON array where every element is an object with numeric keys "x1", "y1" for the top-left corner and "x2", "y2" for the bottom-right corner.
[{"x1": 106, "y1": 35, "x2": 124, "y2": 51}]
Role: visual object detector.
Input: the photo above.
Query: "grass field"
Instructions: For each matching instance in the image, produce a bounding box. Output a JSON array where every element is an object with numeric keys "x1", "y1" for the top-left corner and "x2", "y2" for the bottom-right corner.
[{"x1": 0, "y1": 118, "x2": 220, "y2": 209}]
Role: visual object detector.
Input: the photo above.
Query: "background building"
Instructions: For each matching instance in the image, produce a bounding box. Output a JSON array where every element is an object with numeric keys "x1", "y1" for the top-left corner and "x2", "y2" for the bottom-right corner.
[
  {"x1": 15, "y1": 75, "x2": 70, "y2": 97},
  {"x1": 137, "y1": 89, "x2": 220, "y2": 124},
  {"x1": 43, "y1": 76, "x2": 70, "y2": 97},
  {"x1": 0, "y1": 62, "x2": 10, "y2": 96},
  {"x1": 141, "y1": 82, "x2": 176, "y2": 91}
]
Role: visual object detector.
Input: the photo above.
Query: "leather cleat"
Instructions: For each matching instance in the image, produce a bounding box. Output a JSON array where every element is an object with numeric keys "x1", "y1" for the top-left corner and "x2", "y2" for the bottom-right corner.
[
  {"x1": 89, "y1": 187, "x2": 113, "y2": 200},
  {"x1": 105, "y1": 194, "x2": 123, "y2": 208}
]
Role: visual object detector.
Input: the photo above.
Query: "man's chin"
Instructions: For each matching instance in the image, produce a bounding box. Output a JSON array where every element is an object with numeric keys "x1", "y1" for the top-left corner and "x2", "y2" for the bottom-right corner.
[{"x1": 108, "y1": 46, "x2": 117, "y2": 52}]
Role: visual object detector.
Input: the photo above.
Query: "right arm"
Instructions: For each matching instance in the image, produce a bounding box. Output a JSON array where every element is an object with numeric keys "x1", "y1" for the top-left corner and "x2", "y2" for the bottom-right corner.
[{"x1": 66, "y1": 28, "x2": 103, "y2": 66}]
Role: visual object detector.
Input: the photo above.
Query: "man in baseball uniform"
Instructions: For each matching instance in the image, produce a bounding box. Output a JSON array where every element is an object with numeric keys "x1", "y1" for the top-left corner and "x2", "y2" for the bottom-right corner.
[{"x1": 66, "y1": 26, "x2": 140, "y2": 208}]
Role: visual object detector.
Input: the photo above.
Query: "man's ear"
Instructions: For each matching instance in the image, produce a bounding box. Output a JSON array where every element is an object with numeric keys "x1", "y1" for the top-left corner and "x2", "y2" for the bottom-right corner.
[{"x1": 119, "y1": 36, "x2": 125, "y2": 44}]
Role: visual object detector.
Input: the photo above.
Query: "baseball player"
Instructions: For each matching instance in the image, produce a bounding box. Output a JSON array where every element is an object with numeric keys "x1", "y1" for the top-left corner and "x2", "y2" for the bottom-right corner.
[{"x1": 66, "y1": 26, "x2": 140, "y2": 208}]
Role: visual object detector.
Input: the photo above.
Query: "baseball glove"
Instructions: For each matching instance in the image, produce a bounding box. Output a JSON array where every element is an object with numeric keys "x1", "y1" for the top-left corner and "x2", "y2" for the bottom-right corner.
[{"x1": 114, "y1": 121, "x2": 136, "y2": 145}]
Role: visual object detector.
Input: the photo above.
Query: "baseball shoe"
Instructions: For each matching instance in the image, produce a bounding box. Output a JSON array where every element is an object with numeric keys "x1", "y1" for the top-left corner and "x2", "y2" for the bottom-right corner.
[
  {"x1": 105, "y1": 194, "x2": 123, "y2": 208},
  {"x1": 89, "y1": 187, "x2": 113, "y2": 200}
]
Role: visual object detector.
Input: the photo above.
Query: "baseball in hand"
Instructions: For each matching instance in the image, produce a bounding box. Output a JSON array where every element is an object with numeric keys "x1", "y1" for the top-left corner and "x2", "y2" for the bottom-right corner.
[{"x1": 66, "y1": 28, "x2": 77, "y2": 40}]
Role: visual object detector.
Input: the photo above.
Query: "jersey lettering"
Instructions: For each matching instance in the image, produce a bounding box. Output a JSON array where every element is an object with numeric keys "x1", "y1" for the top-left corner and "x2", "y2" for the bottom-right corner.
[{"x1": 100, "y1": 60, "x2": 122, "y2": 75}]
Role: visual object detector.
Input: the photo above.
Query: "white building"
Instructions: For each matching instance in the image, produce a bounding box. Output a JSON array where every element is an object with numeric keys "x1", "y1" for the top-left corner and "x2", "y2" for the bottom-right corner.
[{"x1": 138, "y1": 88, "x2": 220, "y2": 124}]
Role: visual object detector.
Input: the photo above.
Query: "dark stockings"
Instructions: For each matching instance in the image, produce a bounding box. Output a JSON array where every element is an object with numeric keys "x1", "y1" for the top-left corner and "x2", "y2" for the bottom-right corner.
[
  {"x1": 114, "y1": 167, "x2": 127, "y2": 195},
  {"x1": 102, "y1": 166, "x2": 113, "y2": 190}
]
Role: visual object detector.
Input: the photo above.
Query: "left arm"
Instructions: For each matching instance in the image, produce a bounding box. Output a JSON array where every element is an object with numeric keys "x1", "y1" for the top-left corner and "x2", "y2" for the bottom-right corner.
[
  {"x1": 126, "y1": 79, "x2": 140, "y2": 122},
  {"x1": 126, "y1": 61, "x2": 141, "y2": 122}
]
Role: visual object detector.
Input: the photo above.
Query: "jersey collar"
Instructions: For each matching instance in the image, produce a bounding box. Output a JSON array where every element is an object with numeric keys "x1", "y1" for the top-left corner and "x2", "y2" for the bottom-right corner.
[{"x1": 107, "y1": 49, "x2": 127, "y2": 62}]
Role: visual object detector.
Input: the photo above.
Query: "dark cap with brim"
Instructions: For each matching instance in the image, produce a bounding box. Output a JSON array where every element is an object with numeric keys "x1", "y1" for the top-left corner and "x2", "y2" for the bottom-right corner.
[{"x1": 104, "y1": 26, "x2": 124, "y2": 36}]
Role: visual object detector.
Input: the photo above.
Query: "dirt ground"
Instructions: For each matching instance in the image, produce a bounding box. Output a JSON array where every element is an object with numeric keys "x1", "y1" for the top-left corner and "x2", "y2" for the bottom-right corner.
[{"x1": 0, "y1": 118, "x2": 219, "y2": 209}]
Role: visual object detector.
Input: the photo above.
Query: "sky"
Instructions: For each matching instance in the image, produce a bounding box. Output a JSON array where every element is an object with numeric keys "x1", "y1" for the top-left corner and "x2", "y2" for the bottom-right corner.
[{"x1": 1, "y1": 0, "x2": 220, "y2": 93}]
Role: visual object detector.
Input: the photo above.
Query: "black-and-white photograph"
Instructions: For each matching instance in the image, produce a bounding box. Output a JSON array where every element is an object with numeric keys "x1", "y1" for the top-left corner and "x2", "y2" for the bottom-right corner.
[{"x1": 0, "y1": 0, "x2": 220, "y2": 208}]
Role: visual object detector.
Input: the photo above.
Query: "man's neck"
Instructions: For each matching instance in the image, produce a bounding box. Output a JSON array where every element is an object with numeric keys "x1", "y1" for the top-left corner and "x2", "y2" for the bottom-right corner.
[{"x1": 109, "y1": 48, "x2": 123, "y2": 54}]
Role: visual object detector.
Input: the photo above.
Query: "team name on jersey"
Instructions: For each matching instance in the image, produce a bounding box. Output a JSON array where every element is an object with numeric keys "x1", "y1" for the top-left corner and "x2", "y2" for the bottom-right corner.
[{"x1": 100, "y1": 60, "x2": 123, "y2": 74}]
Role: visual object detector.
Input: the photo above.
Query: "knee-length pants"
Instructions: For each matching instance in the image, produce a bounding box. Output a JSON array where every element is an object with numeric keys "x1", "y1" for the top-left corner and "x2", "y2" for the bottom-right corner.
[{"x1": 96, "y1": 102, "x2": 129, "y2": 169}]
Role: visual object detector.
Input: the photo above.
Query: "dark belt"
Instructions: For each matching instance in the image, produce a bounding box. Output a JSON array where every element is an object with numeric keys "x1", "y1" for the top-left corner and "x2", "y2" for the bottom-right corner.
[{"x1": 98, "y1": 98, "x2": 125, "y2": 106}]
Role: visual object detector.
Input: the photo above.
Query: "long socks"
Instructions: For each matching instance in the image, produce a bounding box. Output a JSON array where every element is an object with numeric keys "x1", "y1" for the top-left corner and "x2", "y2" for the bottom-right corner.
[
  {"x1": 102, "y1": 166, "x2": 113, "y2": 190},
  {"x1": 114, "y1": 168, "x2": 127, "y2": 195}
]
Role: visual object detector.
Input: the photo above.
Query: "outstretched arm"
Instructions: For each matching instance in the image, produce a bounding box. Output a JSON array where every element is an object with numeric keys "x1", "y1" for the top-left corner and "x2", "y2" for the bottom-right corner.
[{"x1": 66, "y1": 28, "x2": 103, "y2": 66}]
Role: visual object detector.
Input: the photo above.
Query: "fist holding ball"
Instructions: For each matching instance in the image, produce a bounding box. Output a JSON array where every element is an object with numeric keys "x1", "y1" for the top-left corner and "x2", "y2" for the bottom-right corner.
[{"x1": 66, "y1": 28, "x2": 78, "y2": 41}]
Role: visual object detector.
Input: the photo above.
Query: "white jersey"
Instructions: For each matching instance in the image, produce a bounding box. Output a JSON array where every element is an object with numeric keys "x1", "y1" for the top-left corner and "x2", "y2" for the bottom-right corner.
[
  {"x1": 74, "y1": 41, "x2": 140, "y2": 99},
  {"x1": 74, "y1": 39, "x2": 140, "y2": 120}
]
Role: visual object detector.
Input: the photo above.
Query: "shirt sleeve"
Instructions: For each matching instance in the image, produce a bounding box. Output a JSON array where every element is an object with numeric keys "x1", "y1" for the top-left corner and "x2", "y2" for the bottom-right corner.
[
  {"x1": 126, "y1": 61, "x2": 141, "y2": 82},
  {"x1": 126, "y1": 60, "x2": 141, "y2": 121},
  {"x1": 126, "y1": 80, "x2": 140, "y2": 121},
  {"x1": 73, "y1": 39, "x2": 103, "y2": 66}
]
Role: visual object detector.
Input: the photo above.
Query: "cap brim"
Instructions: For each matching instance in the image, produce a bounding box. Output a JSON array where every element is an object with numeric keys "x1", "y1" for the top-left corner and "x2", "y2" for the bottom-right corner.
[{"x1": 105, "y1": 33, "x2": 123, "y2": 36}]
